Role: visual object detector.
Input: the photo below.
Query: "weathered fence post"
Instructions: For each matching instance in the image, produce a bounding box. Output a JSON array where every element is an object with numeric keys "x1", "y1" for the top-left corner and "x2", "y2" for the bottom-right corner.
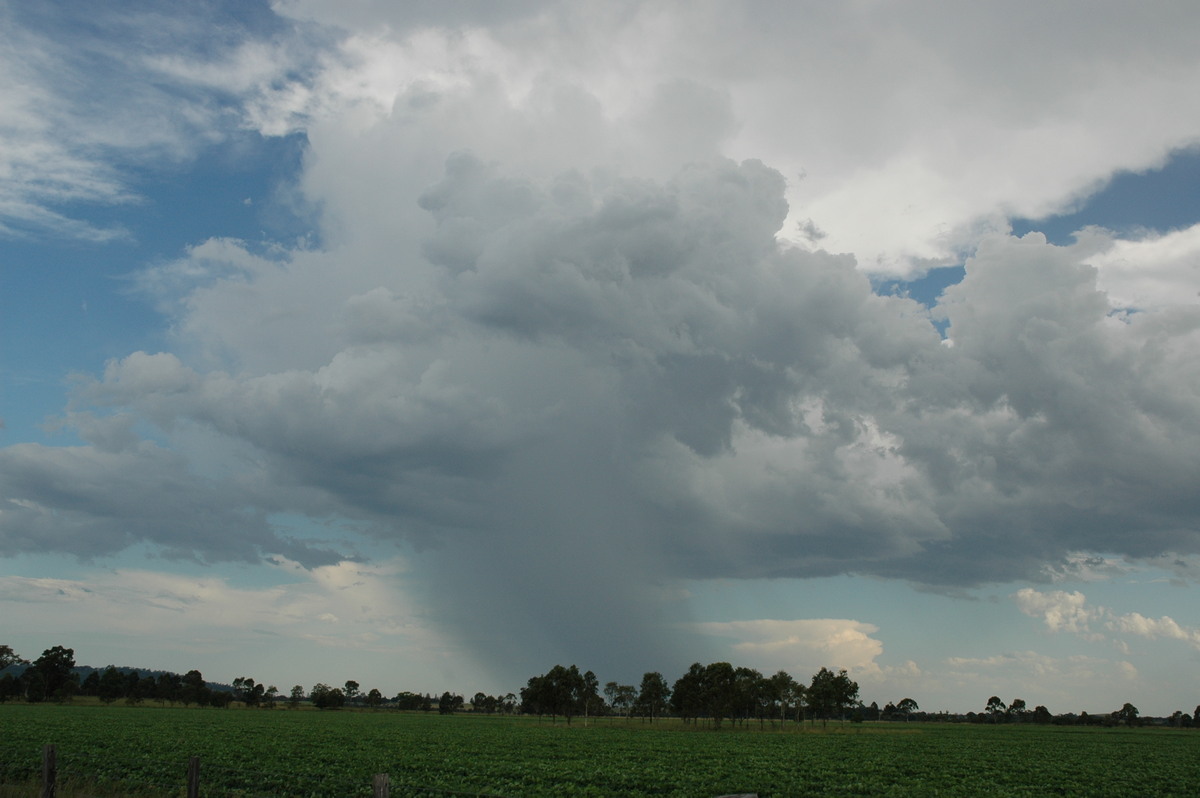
[
  {"x1": 41, "y1": 744, "x2": 56, "y2": 798},
  {"x1": 187, "y1": 756, "x2": 201, "y2": 798},
  {"x1": 372, "y1": 772, "x2": 390, "y2": 798}
]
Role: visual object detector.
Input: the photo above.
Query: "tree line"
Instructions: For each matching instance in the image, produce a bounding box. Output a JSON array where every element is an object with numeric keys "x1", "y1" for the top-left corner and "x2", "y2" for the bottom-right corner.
[
  {"x1": 0, "y1": 645, "x2": 259, "y2": 708},
  {"x1": 0, "y1": 645, "x2": 516, "y2": 715},
  {"x1": 4, "y1": 644, "x2": 1196, "y2": 728},
  {"x1": 520, "y1": 662, "x2": 861, "y2": 728}
]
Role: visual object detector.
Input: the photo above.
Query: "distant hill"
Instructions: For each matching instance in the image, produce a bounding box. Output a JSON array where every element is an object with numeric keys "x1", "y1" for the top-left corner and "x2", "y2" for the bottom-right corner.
[{"x1": 1, "y1": 663, "x2": 231, "y2": 693}]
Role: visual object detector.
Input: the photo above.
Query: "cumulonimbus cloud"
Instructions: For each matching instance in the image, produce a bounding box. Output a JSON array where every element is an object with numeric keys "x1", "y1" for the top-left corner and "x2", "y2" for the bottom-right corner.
[
  {"x1": 4, "y1": 1, "x2": 1200, "y2": 685},
  {"x1": 3, "y1": 153, "x2": 1196, "y2": 683},
  {"x1": 59, "y1": 156, "x2": 1200, "y2": 580}
]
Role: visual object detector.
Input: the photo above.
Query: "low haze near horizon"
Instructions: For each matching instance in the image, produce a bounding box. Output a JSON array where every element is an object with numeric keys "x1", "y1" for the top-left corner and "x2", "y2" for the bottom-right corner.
[{"x1": 3, "y1": 0, "x2": 1200, "y2": 716}]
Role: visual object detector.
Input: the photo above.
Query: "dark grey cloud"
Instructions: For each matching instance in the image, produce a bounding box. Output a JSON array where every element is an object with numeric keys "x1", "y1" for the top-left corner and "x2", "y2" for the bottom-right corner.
[{"x1": 0, "y1": 438, "x2": 339, "y2": 567}]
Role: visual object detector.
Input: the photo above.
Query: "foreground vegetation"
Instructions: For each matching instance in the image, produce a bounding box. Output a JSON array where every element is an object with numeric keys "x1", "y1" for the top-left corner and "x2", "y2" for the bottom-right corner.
[{"x1": 2, "y1": 703, "x2": 1198, "y2": 797}]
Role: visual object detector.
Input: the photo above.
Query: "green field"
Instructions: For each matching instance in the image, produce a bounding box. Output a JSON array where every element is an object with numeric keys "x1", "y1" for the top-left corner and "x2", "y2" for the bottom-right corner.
[{"x1": 1, "y1": 704, "x2": 1197, "y2": 797}]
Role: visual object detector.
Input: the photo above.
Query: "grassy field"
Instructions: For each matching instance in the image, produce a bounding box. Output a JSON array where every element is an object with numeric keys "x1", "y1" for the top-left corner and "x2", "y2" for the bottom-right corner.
[{"x1": 1, "y1": 703, "x2": 1198, "y2": 797}]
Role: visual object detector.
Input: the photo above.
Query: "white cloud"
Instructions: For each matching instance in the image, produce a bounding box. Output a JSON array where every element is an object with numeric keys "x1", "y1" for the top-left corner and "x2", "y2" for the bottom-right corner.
[
  {"x1": 1108, "y1": 612, "x2": 1200, "y2": 648},
  {"x1": 0, "y1": 559, "x2": 420, "y2": 643},
  {"x1": 1078, "y1": 223, "x2": 1200, "y2": 311},
  {"x1": 132, "y1": 238, "x2": 288, "y2": 310},
  {"x1": 0, "y1": 4, "x2": 317, "y2": 240},
  {"x1": 273, "y1": 0, "x2": 1200, "y2": 273},
  {"x1": 1014, "y1": 588, "x2": 1200, "y2": 651},
  {"x1": 0, "y1": 558, "x2": 483, "y2": 690},
  {"x1": 942, "y1": 650, "x2": 1138, "y2": 712},
  {"x1": 9, "y1": 1, "x2": 1200, "y2": 267},
  {"x1": 1013, "y1": 589, "x2": 1102, "y2": 638},
  {"x1": 693, "y1": 618, "x2": 884, "y2": 674},
  {"x1": 0, "y1": 18, "x2": 133, "y2": 241}
]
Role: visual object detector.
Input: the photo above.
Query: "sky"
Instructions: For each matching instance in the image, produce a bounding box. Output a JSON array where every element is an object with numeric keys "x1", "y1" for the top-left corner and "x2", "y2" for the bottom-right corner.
[{"x1": 2, "y1": 0, "x2": 1200, "y2": 717}]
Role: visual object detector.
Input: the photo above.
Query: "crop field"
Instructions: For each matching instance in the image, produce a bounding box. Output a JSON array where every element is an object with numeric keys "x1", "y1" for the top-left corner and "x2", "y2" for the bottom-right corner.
[{"x1": 1, "y1": 705, "x2": 1198, "y2": 797}]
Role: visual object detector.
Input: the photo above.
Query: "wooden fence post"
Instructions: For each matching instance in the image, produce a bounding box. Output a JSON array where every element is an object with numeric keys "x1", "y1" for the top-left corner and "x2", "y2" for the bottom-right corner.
[
  {"x1": 41, "y1": 744, "x2": 56, "y2": 798},
  {"x1": 187, "y1": 756, "x2": 201, "y2": 798},
  {"x1": 372, "y1": 772, "x2": 390, "y2": 798}
]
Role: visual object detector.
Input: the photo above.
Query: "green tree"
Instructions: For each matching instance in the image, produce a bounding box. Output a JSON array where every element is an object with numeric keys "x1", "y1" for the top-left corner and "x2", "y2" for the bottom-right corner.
[
  {"x1": 127, "y1": 673, "x2": 154, "y2": 706},
  {"x1": 634, "y1": 672, "x2": 671, "y2": 723},
  {"x1": 155, "y1": 673, "x2": 182, "y2": 706},
  {"x1": 463, "y1": 686, "x2": 492, "y2": 710},
  {"x1": 344, "y1": 680, "x2": 361, "y2": 704},
  {"x1": 289, "y1": 685, "x2": 304, "y2": 709},
  {"x1": 232, "y1": 676, "x2": 252, "y2": 705},
  {"x1": 181, "y1": 670, "x2": 209, "y2": 707},
  {"x1": 394, "y1": 691, "x2": 423, "y2": 711},
  {"x1": 438, "y1": 691, "x2": 463, "y2": 714},
  {"x1": 232, "y1": 677, "x2": 265, "y2": 707},
  {"x1": 27, "y1": 646, "x2": 76, "y2": 703},
  {"x1": 985, "y1": 696, "x2": 1006, "y2": 722},
  {"x1": 732, "y1": 667, "x2": 765, "y2": 727},
  {"x1": 122, "y1": 671, "x2": 142, "y2": 703},
  {"x1": 310, "y1": 683, "x2": 345, "y2": 709},
  {"x1": 0, "y1": 673, "x2": 19, "y2": 703},
  {"x1": 791, "y1": 680, "x2": 808, "y2": 724},
  {"x1": 80, "y1": 670, "x2": 101, "y2": 697},
  {"x1": 1118, "y1": 702, "x2": 1139, "y2": 727},
  {"x1": 365, "y1": 688, "x2": 383, "y2": 708},
  {"x1": 701, "y1": 662, "x2": 739, "y2": 728},
  {"x1": 605, "y1": 681, "x2": 637, "y2": 717},
  {"x1": 807, "y1": 667, "x2": 859, "y2": 727},
  {"x1": 521, "y1": 674, "x2": 549, "y2": 717},
  {"x1": 97, "y1": 666, "x2": 124, "y2": 705},
  {"x1": 767, "y1": 670, "x2": 797, "y2": 727},
  {"x1": 1009, "y1": 698, "x2": 1027, "y2": 722},
  {"x1": 521, "y1": 665, "x2": 587, "y2": 724},
  {"x1": 580, "y1": 670, "x2": 601, "y2": 724},
  {"x1": 561, "y1": 665, "x2": 587, "y2": 724},
  {"x1": 0, "y1": 645, "x2": 27, "y2": 669},
  {"x1": 21, "y1": 669, "x2": 47, "y2": 703},
  {"x1": 603, "y1": 681, "x2": 619, "y2": 713},
  {"x1": 896, "y1": 697, "x2": 919, "y2": 720},
  {"x1": 670, "y1": 663, "x2": 706, "y2": 724}
]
